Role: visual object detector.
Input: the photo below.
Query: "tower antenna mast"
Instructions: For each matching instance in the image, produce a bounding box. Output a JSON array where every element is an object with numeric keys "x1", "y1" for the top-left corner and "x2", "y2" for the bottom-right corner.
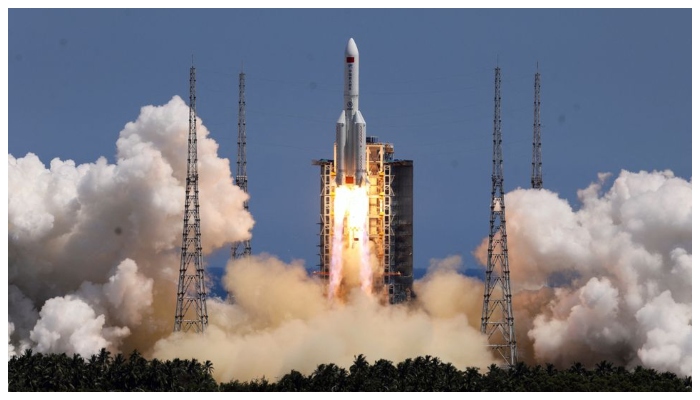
[
  {"x1": 232, "y1": 70, "x2": 252, "y2": 259},
  {"x1": 481, "y1": 66, "x2": 517, "y2": 366},
  {"x1": 174, "y1": 62, "x2": 208, "y2": 333},
  {"x1": 532, "y1": 63, "x2": 543, "y2": 189}
]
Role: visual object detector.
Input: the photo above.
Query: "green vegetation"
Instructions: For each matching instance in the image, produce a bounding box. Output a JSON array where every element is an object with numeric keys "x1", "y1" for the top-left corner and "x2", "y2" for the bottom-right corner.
[{"x1": 9, "y1": 350, "x2": 691, "y2": 391}]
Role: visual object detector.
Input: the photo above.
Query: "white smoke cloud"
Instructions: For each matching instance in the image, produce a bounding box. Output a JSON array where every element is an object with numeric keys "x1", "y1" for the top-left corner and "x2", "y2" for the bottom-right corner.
[
  {"x1": 152, "y1": 254, "x2": 496, "y2": 383},
  {"x1": 74, "y1": 258, "x2": 154, "y2": 327},
  {"x1": 414, "y1": 255, "x2": 483, "y2": 325},
  {"x1": 29, "y1": 296, "x2": 130, "y2": 357},
  {"x1": 102, "y1": 259, "x2": 154, "y2": 326},
  {"x1": 8, "y1": 95, "x2": 254, "y2": 358},
  {"x1": 475, "y1": 170, "x2": 692, "y2": 376},
  {"x1": 635, "y1": 290, "x2": 692, "y2": 375}
]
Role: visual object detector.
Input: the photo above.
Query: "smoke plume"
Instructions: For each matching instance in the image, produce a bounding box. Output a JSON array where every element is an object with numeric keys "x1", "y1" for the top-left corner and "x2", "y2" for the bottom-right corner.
[
  {"x1": 474, "y1": 170, "x2": 692, "y2": 376},
  {"x1": 8, "y1": 96, "x2": 254, "y2": 358},
  {"x1": 8, "y1": 95, "x2": 691, "y2": 381},
  {"x1": 7, "y1": 95, "x2": 496, "y2": 383},
  {"x1": 152, "y1": 254, "x2": 495, "y2": 382}
]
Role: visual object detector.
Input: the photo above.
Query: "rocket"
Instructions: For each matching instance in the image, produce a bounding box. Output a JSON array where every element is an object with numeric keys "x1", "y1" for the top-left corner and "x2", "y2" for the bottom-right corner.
[{"x1": 335, "y1": 38, "x2": 367, "y2": 187}]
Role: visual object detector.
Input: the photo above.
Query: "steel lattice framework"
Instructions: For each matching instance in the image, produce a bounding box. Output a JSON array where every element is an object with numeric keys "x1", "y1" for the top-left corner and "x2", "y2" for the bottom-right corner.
[
  {"x1": 531, "y1": 65, "x2": 543, "y2": 189},
  {"x1": 232, "y1": 71, "x2": 252, "y2": 259},
  {"x1": 174, "y1": 64, "x2": 208, "y2": 333},
  {"x1": 481, "y1": 66, "x2": 517, "y2": 366}
]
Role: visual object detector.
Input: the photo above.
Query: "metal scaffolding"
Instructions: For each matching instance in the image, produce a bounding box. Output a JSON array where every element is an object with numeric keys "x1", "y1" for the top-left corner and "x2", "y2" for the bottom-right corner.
[
  {"x1": 313, "y1": 139, "x2": 413, "y2": 304},
  {"x1": 174, "y1": 63, "x2": 208, "y2": 333},
  {"x1": 313, "y1": 159, "x2": 334, "y2": 279},
  {"x1": 382, "y1": 157, "x2": 395, "y2": 300},
  {"x1": 232, "y1": 71, "x2": 252, "y2": 259},
  {"x1": 532, "y1": 64, "x2": 543, "y2": 189},
  {"x1": 389, "y1": 159, "x2": 413, "y2": 304},
  {"x1": 481, "y1": 66, "x2": 517, "y2": 365}
]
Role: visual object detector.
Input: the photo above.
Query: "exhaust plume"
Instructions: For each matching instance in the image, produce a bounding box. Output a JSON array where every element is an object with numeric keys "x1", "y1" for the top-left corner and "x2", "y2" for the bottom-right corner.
[
  {"x1": 8, "y1": 95, "x2": 254, "y2": 357},
  {"x1": 152, "y1": 254, "x2": 496, "y2": 382},
  {"x1": 475, "y1": 170, "x2": 692, "y2": 376},
  {"x1": 7, "y1": 95, "x2": 496, "y2": 383}
]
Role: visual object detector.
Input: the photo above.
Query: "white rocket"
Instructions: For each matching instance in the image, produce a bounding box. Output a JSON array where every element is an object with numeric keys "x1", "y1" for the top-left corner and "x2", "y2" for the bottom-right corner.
[{"x1": 335, "y1": 38, "x2": 367, "y2": 187}]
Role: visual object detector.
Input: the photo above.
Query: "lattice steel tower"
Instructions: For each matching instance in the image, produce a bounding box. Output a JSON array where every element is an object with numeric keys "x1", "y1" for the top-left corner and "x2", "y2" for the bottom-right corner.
[
  {"x1": 174, "y1": 63, "x2": 208, "y2": 333},
  {"x1": 531, "y1": 64, "x2": 543, "y2": 189},
  {"x1": 232, "y1": 71, "x2": 252, "y2": 259},
  {"x1": 481, "y1": 66, "x2": 517, "y2": 366}
]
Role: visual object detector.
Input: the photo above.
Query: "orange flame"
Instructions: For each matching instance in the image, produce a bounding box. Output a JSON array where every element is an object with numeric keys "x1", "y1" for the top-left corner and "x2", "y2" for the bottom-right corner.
[{"x1": 328, "y1": 184, "x2": 372, "y2": 300}]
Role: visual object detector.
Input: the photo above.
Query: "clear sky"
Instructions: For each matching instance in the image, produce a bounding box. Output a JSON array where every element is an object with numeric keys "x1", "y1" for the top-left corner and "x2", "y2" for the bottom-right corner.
[{"x1": 7, "y1": 7, "x2": 692, "y2": 274}]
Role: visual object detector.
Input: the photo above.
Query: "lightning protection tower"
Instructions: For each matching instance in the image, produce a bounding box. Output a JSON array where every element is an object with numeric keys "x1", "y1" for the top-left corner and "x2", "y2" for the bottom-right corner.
[
  {"x1": 531, "y1": 64, "x2": 543, "y2": 189},
  {"x1": 481, "y1": 66, "x2": 517, "y2": 366},
  {"x1": 232, "y1": 71, "x2": 252, "y2": 259},
  {"x1": 174, "y1": 63, "x2": 208, "y2": 333}
]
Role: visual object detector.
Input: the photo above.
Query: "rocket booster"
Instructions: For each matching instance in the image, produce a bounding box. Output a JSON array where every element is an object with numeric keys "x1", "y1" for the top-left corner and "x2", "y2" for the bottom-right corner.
[{"x1": 335, "y1": 38, "x2": 366, "y2": 187}]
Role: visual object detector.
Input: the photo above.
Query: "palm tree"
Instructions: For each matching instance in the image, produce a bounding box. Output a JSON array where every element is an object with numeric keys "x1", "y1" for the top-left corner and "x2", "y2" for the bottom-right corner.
[
  {"x1": 594, "y1": 360, "x2": 614, "y2": 376},
  {"x1": 276, "y1": 370, "x2": 308, "y2": 391},
  {"x1": 203, "y1": 360, "x2": 214, "y2": 376},
  {"x1": 108, "y1": 353, "x2": 127, "y2": 390},
  {"x1": 368, "y1": 359, "x2": 399, "y2": 391},
  {"x1": 545, "y1": 363, "x2": 557, "y2": 375},
  {"x1": 568, "y1": 361, "x2": 587, "y2": 375},
  {"x1": 348, "y1": 354, "x2": 370, "y2": 390},
  {"x1": 308, "y1": 363, "x2": 348, "y2": 391},
  {"x1": 508, "y1": 361, "x2": 531, "y2": 391},
  {"x1": 463, "y1": 367, "x2": 482, "y2": 391}
]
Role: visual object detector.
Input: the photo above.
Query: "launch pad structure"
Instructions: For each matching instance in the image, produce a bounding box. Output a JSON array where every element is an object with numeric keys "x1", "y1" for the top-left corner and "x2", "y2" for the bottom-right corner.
[
  {"x1": 232, "y1": 71, "x2": 252, "y2": 259},
  {"x1": 532, "y1": 65, "x2": 543, "y2": 190},
  {"x1": 481, "y1": 66, "x2": 517, "y2": 366},
  {"x1": 174, "y1": 63, "x2": 208, "y2": 333},
  {"x1": 313, "y1": 137, "x2": 414, "y2": 304}
]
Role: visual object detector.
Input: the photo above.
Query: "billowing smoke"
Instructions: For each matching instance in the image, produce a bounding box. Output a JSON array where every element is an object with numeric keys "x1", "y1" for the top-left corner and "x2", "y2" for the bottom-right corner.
[
  {"x1": 7, "y1": 95, "x2": 496, "y2": 382},
  {"x1": 474, "y1": 170, "x2": 692, "y2": 376},
  {"x1": 8, "y1": 95, "x2": 254, "y2": 358},
  {"x1": 8, "y1": 94, "x2": 690, "y2": 381},
  {"x1": 152, "y1": 254, "x2": 495, "y2": 382}
]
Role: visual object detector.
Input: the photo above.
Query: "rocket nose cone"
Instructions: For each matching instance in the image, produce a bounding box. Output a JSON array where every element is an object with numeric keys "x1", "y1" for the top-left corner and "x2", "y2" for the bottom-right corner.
[{"x1": 345, "y1": 38, "x2": 359, "y2": 57}]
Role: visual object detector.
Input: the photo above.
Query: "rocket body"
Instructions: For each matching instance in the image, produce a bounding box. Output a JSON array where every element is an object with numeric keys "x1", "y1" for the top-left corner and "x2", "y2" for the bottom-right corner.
[{"x1": 335, "y1": 38, "x2": 366, "y2": 187}]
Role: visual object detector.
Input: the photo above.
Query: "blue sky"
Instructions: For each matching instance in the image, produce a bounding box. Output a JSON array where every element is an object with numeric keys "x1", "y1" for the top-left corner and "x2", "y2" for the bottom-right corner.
[{"x1": 7, "y1": 8, "x2": 692, "y2": 274}]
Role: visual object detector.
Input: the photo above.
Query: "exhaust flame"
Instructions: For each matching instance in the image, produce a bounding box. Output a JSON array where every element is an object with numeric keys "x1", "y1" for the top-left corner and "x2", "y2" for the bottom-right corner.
[{"x1": 328, "y1": 184, "x2": 372, "y2": 299}]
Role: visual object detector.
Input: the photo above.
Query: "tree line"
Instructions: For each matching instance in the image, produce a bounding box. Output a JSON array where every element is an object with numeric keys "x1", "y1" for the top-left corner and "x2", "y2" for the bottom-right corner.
[{"x1": 9, "y1": 349, "x2": 691, "y2": 391}]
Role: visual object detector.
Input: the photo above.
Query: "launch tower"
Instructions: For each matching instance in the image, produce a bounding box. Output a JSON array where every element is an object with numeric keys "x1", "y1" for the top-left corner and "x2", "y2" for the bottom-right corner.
[
  {"x1": 481, "y1": 66, "x2": 517, "y2": 365},
  {"x1": 174, "y1": 64, "x2": 208, "y2": 333},
  {"x1": 531, "y1": 65, "x2": 543, "y2": 189},
  {"x1": 232, "y1": 71, "x2": 252, "y2": 259},
  {"x1": 314, "y1": 142, "x2": 413, "y2": 304}
]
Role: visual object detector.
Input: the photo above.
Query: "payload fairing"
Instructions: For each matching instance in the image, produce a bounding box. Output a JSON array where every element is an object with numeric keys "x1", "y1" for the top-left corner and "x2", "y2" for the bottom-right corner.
[{"x1": 335, "y1": 38, "x2": 367, "y2": 187}]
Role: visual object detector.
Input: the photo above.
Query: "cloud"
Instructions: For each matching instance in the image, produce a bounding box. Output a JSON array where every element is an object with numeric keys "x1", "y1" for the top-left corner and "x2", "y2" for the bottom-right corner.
[
  {"x1": 474, "y1": 170, "x2": 691, "y2": 376},
  {"x1": 8, "y1": 96, "x2": 253, "y2": 359},
  {"x1": 153, "y1": 254, "x2": 496, "y2": 383}
]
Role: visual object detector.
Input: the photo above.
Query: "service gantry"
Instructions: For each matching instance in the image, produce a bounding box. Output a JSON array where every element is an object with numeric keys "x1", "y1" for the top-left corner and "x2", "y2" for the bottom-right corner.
[
  {"x1": 481, "y1": 66, "x2": 517, "y2": 366},
  {"x1": 531, "y1": 64, "x2": 543, "y2": 189},
  {"x1": 313, "y1": 137, "x2": 413, "y2": 304},
  {"x1": 232, "y1": 71, "x2": 252, "y2": 259},
  {"x1": 174, "y1": 63, "x2": 208, "y2": 333}
]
